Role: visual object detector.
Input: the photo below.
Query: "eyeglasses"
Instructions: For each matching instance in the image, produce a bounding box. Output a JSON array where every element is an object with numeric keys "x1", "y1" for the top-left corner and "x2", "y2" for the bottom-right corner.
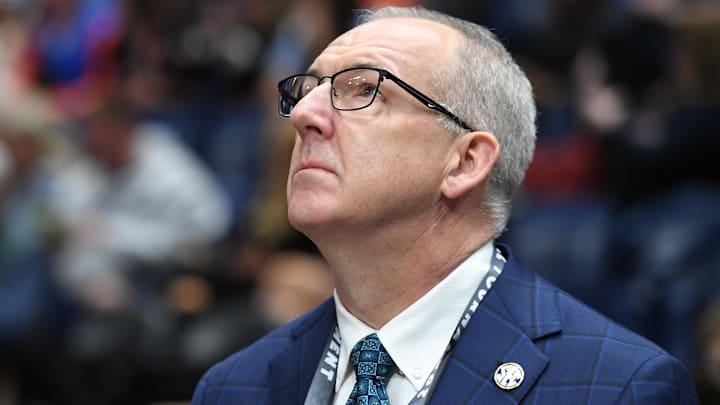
[{"x1": 277, "y1": 67, "x2": 474, "y2": 132}]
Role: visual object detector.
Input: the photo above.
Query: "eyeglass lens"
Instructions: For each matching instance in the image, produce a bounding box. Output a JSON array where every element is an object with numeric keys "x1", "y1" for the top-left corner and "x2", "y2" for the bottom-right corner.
[
  {"x1": 331, "y1": 69, "x2": 380, "y2": 110},
  {"x1": 279, "y1": 75, "x2": 316, "y2": 116},
  {"x1": 279, "y1": 69, "x2": 381, "y2": 116}
]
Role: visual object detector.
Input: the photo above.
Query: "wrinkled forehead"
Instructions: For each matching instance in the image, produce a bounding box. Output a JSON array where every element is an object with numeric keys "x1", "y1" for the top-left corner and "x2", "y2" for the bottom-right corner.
[{"x1": 309, "y1": 17, "x2": 462, "y2": 77}]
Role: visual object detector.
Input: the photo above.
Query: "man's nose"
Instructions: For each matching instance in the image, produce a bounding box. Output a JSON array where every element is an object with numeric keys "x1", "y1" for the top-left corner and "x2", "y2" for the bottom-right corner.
[{"x1": 289, "y1": 82, "x2": 334, "y2": 140}]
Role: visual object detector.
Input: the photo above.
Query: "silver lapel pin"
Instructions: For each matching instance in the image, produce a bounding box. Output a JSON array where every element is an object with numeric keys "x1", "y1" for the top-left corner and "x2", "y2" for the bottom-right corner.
[{"x1": 494, "y1": 362, "x2": 524, "y2": 391}]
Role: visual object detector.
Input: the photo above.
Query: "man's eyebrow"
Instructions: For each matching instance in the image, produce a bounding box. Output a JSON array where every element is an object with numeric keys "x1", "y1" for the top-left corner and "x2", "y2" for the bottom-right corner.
[
  {"x1": 305, "y1": 62, "x2": 386, "y2": 76},
  {"x1": 351, "y1": 62, "x2": 384, "y2": 70}
]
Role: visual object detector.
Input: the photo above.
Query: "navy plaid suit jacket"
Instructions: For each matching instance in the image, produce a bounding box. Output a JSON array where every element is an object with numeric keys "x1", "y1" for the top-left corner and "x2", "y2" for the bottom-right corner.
[{"x1": 192, "y1": 245, "x2": 699, "y2": 404}]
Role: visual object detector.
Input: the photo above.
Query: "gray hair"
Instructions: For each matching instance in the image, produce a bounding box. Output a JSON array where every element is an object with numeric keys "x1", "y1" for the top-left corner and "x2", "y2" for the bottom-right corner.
[{"x1": 357, "y1": 7, "x2": 537, "y2": 238}]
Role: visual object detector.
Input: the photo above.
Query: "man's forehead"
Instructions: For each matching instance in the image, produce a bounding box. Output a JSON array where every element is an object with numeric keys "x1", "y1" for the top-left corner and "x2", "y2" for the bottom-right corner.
[{"x1": 309, "y1": 17, "x2": 460, "y2": 74}]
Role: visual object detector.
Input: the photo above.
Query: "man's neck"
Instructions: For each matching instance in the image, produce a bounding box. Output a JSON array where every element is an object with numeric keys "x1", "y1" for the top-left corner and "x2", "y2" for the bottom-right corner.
[{"x1": 314, "y1": 215, "x2": 492, "y2": 329}]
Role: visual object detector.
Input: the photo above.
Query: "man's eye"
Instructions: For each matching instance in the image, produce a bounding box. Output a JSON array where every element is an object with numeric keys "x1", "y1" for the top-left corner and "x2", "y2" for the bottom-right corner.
[
  {"x1": 357, "y1": 83, "x2": 377, "y2": 97},
  {"x1": 342, "y1": 81, "x2": 375, "y2": 98}
]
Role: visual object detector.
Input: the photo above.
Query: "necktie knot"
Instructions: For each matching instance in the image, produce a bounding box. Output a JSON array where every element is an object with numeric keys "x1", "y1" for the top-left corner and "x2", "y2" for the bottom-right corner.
[{"x1": 347, "y1": 333, "x2": 395, "y2": 404}]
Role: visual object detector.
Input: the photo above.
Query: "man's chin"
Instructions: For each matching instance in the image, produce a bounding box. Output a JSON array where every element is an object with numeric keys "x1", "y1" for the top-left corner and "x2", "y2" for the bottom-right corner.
[
  {"x1": 288, "y1": 202, "x2": 320, "y2": 225},
  {"x1": 288, "y1": 205, "x2": 343, "y2": 240}
]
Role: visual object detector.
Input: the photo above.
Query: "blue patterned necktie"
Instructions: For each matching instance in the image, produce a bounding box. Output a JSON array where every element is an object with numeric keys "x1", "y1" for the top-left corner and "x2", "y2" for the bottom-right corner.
[{"x1": 346, "y1": 333, "x2": 395, "y2": 405}]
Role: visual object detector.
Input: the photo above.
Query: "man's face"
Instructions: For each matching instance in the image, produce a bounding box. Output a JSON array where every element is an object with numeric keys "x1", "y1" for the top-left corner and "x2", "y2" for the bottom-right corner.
[
  {"x1": 286, "y1": 18, "x2": 462, "y2": 239},
  {"x1": 85, "y1": 115, "x2": 133, "y2": 170}
]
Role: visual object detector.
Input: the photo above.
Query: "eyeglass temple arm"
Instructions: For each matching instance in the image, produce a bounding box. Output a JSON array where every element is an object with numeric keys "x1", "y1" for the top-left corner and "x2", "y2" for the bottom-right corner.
[{"x1": 383, "y1": 73, "x2": 473, "y2": 131}]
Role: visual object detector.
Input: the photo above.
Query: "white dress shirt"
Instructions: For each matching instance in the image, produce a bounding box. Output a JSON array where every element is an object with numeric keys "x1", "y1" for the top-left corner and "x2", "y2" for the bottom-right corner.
[{"x1": 332, "y1": 241, "x2": 494, "y2": 405}]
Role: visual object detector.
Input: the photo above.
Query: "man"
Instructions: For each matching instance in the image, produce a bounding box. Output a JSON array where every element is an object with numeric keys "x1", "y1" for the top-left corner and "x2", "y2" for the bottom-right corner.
[
  {"x1": 55, "y1": 101, "x2": 231, "y2": 308},
  {"x1": 192, "y1": 6, "x2": 698, "y2": 404}
]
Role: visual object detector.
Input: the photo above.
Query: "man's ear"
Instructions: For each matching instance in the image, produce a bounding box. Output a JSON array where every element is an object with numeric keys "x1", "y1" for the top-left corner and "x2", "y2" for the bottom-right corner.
[{"x1": 441, "y1": 131, "x2": 499, "y2": 200}]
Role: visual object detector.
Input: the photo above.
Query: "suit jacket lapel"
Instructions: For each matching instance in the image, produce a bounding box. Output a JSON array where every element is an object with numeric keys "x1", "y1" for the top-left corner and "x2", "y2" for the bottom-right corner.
[
  {"x1": 268, "y1": 299, "x2": 336, "y2": 405},
  {"x1": 430, "y1": 246, "x2": 562, "y2": 404}
]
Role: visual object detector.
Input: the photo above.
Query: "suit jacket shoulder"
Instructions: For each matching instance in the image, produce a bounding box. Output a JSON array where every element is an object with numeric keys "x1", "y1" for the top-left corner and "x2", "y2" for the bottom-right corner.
[
  {"x1": 428, "y1": 244, "x2": 699, "y2": 404},
  {"x1": 192, "y1": 299, "x2": 336, "y2": 405}
]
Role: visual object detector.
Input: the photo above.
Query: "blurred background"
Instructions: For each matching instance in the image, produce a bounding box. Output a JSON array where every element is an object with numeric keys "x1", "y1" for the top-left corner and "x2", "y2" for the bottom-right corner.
[{"x1": 1, "y1": 0, "x2": 719, "y2": 403}]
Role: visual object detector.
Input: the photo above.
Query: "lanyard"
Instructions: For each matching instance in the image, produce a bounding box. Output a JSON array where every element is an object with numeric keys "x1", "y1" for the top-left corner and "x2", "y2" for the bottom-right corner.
[{"x1": 304, "y1": 246, "x2": 507, "y2": 405}]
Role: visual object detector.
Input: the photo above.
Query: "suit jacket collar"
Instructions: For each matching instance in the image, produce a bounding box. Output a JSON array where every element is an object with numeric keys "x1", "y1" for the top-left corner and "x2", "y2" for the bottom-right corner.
[
  {"x1": 429, "y1": 244, "x2": 562, "y2": 404},
  {"x1": 265, "y1": 244, "x2": 562, "y2": 404}
]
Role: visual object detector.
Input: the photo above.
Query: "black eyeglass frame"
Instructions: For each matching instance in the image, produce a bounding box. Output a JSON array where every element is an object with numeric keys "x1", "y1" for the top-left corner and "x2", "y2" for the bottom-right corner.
[{"x1": 277, "y1": 67, "x2": 474, "y2": 132}]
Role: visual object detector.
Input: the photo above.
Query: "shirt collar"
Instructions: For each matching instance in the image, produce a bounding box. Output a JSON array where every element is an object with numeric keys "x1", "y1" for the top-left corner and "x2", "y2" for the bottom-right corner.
[{"x1": 334, "y1": 241, "x2": 494, "y2": 392}]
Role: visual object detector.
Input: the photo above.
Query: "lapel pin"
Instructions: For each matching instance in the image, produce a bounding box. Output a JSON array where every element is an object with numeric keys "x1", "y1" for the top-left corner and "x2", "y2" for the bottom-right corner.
[{"x1": 494, "y1": 362, "x2": 524, "y2": 391}]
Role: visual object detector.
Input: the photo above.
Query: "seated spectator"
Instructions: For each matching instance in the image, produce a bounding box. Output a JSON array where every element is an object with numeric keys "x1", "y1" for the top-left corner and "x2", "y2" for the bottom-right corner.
[
  {"x1": 696, "y1": 297, "x2": 720, "y2": 403},
  {"x1": 55, "y1": 99, "x2": 232, "y2": 310},
  {"x1": 0, "y1": 91, "x2": 94, "y2": 404},
  {"x1": 254, "y1": 250, "x2": 333, "y2": 328},
  {"x1": 0, "y1": 93, "x2": 61, "y2": 346}
]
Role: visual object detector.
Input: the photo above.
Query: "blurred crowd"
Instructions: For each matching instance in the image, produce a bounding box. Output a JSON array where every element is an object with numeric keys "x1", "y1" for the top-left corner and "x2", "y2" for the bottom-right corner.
[{"x1": 1, "y1": 0, "x2": 719, "y2": 403}]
